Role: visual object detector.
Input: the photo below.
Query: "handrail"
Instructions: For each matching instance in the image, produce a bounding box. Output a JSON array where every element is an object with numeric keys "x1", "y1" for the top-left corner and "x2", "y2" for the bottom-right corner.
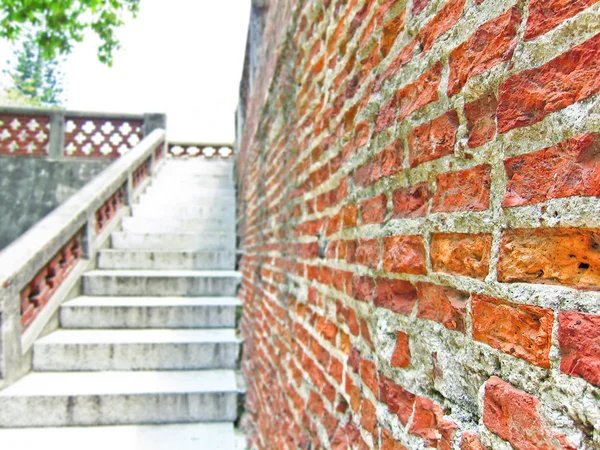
[{"x1": 0, "y1": 129, "x2": 166, "y2": 388}]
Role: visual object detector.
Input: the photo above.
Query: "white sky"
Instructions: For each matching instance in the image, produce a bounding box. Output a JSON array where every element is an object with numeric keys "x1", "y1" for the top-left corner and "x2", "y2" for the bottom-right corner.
[{"x1": 3, "y1": 1, "x2": 251, "y2": 143}]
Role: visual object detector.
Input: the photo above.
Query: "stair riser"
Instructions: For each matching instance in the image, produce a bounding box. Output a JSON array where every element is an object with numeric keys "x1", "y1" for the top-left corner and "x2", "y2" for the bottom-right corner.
[
  {"x1": 33, "y1": 342, "x2": 240, "y2": 371},
  {"x1": 83, "y1": 276, "x2": 239, "y2": 296},
  {"x1": 111, "y1": 233, "x2": 235, "y2": 251},
  {"x1": 120, "y1": 221, "x2": 235, "y2": 234},
  {"x1": 150, "y1": 181, "x2": 235, "y2": 191},
  {"x1": 131, "y1": 205, "x2": 235, "y2": 218},
  {"x1": 60, "y1": 305, "x2": 237, "y2": 329},
  {"x1": 97, "y1": 251, "x2": 236, "y2": 270},
  {"x1": 0, "y1": 392, "x2": 238, "y2": 427}
]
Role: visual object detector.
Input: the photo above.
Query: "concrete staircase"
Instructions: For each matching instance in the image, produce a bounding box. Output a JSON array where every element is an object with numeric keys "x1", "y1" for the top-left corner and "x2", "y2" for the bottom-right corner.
[{"x1": 0, "y1": 159, "x2": 245, "y2": 449}]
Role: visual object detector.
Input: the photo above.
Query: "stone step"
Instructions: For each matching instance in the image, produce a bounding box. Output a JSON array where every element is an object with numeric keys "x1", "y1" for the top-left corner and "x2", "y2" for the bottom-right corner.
[
  {"x1": 0, "y1": 422, "x2": 237, "y2": 450},
  {"x1": 121, "y1": 217, "x2": 235, "y2": 234},
  {"x1": 98, "y1": 249, "x2": 236, "y2": 270},
  {"x1": 60, "y1": 296, "x2": 241, "y2": 329},
  {"x1": 150, "y1": 178, "x2": 235, "y2": 190},
  {"x1": 111, "y1": 232, "x2": 235, "y2": 251},
  {"x1": 82, "y1": 270, "x2": 241, "y2": 296},
  {"x1": 145, "y1": 184, "x2": 236, "y2": 195},
  {"x1": 0, "y1": 370, "x2": 240, "y2": 427},
  {"x1": 135, "y1": 197, "x2": 236, "y2": 209},
  {"x1": 33, "y1": 329, "x2": 241, "y2": 371},
  {"x1": 131, "y1": 204, "x2": 235, "y2": 219}
]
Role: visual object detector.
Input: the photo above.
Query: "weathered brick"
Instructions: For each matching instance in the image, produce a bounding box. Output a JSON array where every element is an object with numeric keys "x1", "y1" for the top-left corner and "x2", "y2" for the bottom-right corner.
[
  {"x1": 381, "y1": 428, "x2": 408, "y2": 450},
  {"x1": 376, "y1": 96, "x2": 398, "y2": 133},
  {"x1": 525, "y1": 0, "x2": 599, "y2": 40},
  {"x1": 361, "y1": 193, "x2": 388, "y2": 224},
  {"x1": 432, "y1": 165, "x2": 491, "y2": 212},
  {"x1": 371, "y1": 140, "x2": 404, "y2": 182},
  {"x1": 498, "y1": 228, "x2": 600, "y2": 290},
  {"x1": 361, "y1": 358, "x2": 379, "y2": 395},
  {"x1": 360, "y1": 398, "x2": 378, "y2": 435},
  {"x1": 374, "y1": 278, "x2": 418, "y2": 315},
  {"x1": 356, "y1": 238, "x2": 381, "y2": 269},
  {"x1": 392, "y1": 183, "x2": 431, "y2": 218},
  {"x1": 397, "y1": 62, "x2": 442, "y2": 121},
  {"x1": 379, "y1": 375, "x2": 416, "y2": 425},
  {"x1": 416, "y1": 283, "x2": 469, "y2": 333},
  {"x1": 353, "y1": 275, "x2": 377, "y2": 302},
  {"x1": 413, "y1": 0, "x2": 429, "y2": 15},
  {"x1": 430, "y1": 233, "x2": 492, "y2": 280},
  {"x1": 418, "y1": 0, "x2": 466, "y2": 55},
  {"x1": 383, "y1": 235, "x2": 427, "y2": 274},
  {"x1": 448, "y1": 8, "x2": 520, "y2": 97},
  {"x1": 503, "y1": 133, "x2": 600, "y2": 207},
  {"x1": 391, "y1": 331, "x2": 411, "y2": 368},
  {"x1": 558, "y1": 311, "x2": 600, "y2": 387},
  {"x1": 460, "y1": 432, "x2": 487, "y2": 450},
  {"x1": 381, "y1": 11, "x2": 406, "y2": 58},
  {"x1": 464, "y1": 92, "x2": 498, "y2": 148},
  {"x1": 408, "y1": 110, "x2": 459, "y2": 168},
  {"x1": 472, "y1": 294, "x2": 553, "y2": 368},
  {"x1": 498, "y1": 32, "x2": 600, "y2": 133},
  {"x1": 483, "y1": 377, "x2": 567, "y2": 449},
  {"x1": 408, "y1": 397, "x2": 458, "y2": 449}
]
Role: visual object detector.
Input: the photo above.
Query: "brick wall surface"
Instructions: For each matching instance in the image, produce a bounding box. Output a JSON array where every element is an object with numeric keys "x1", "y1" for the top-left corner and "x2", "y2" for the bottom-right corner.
[{"x1": 235, "y1": 0, "x2": 600, "y2": 448}]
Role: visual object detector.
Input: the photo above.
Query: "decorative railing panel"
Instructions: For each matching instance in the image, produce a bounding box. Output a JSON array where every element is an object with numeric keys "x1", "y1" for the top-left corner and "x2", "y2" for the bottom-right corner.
[
  {"x1": 0, "y1": 107, "x2": 165, "y2": 159},
  {"x1": 64, "y1": 117, "x2": 143, "y2": 158},
  {"x1": 95, "y1": 186, "x2": 126, "y2": 234},
  {"x1": 0, "y1": 114, "x2": 50, "y2": 156},
  {"x1": 168, "y1": 142, "x2": 234, "y2": 159},
  {"x1": 132, "y1": 157, "x2": 151, "y2": 189}
]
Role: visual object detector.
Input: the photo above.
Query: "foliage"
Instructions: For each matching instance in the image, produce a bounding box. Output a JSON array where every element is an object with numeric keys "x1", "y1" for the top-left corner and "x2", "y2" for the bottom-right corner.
[
  {"x1": 3, "y1": 32, "x2": 65, "y2": 107},
  {"x1": 0, "y1": 0, "x2": 140, "y2": 65}
]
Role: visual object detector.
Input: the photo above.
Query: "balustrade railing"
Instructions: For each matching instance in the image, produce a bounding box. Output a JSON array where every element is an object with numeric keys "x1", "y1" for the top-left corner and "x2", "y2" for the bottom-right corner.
[
  {"x1": 0, "y1": 107, "x2": 164, "y2": 159},
  {"x1": 167, "y1": 142, "x2": 234, "y2": 158},
  {"x1": 0, "y1": 129, "x2": 166, "y2": 388}
]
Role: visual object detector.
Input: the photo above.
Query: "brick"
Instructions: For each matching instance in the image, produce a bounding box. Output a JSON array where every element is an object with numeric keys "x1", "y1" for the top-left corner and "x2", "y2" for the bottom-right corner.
[
  {"x1": 361, "y1": 358, "x2": 379, "y2": 395},
  {"x1": 383, "y1": 235, "x2": 427, "y2": 274},
  {"x1": 353, "y1": 275, "x2": 376, "y2": 302},
  {"x1": 416, "y1": 283, "x2": 469, "y2": 333},
  {"x1": 498, "y1": 228, "x2": 600, "y2": 289},
  {"x1": 408, "y1": 110, "x2": 459, "y2": 168},
  {"x1": 483, "y1": 377, "x2": 566, "y2": 449},
  {"x1": 464, "y1": 92, "x2": 498, "y2": 148},
  {"x1": 472, "y1": 294, "x2": 553, "y2": 368},
  {"x1": 360, "y1": 318, "x2": 375, "y2": 349},
  {"x1": 408, "y1": 397, "x2": 458, "y2": 449},
  {"x1": 356, "y1": 238, "x2": 381, "y2": 269},
  {"x1": 432, "y1": 165, "x2": 491, "y2": 212},
  {"x1": 376, "y1": 96, "x2": 398, "y2": 133},
  {"x1": 379, "y1": 376, "x2": 416, "y2": 425},
  {"x1": 391, "y1": 331, "x2": 410, "y2": 368},
  {"x1": 360, "y1": 398, "x2": 378, "y2": 435},
  {"x1": 498, "y1": 32, "x2": 600, "y2": 133},
  {"x1": 525, "y1": 0, "x2": 599, "y2": 40},
  {"x1": 430, "y1": 233, "x2": 492, "y2": 280},
  {"x1": 374, "y1": 278, "x2": 418, "y2": 315},
  {"x1": 397, "y1": 62, "x2": 442, "y2": 121},
  {"x1": 381, "y1": 428, "x2": 408, "y2": 450},
  {"x1": 361, "y1": 193, "x2": 388, "y2": 224},
  {"x1": 460, "y1": 432, "x2": 487, "y2": 450},
  {"x1": 381, "y1": 11, "x2": 406, "y2": 58},
  {"x1": 558, "y1": 311, "x2": 600, "y2": 387},
  {"x1": 413, "y1": 0, "x2": 429, "y2": 15},
  {"x1": 418, "y1": 0, "x2": 466, "y2": 55},
  {"x1": 448, "y1": 8, "x2": 520, "y2": 97},
  {"x1": 371, "y1": 140, "x2": 403, "y2": 182},
  {"x1": 392, "y1": 183, "x2": 431, "y2": 218},
  {"x1": 341, "y1": 204, "x2": 358, "y2": 228},
  {"x1": 503, "y1": 133, "x2": 600, "y2": 207}
]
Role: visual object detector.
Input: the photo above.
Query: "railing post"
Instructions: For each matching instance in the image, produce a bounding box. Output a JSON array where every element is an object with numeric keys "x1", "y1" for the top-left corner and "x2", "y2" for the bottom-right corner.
[
  {"x1": 82, "y1": 215, "x2": 96, "y2": 260},
  {"x1": 142, "y1": 113, "x2": 167, "y2": 137},
  {"x1": 48, "y1": 111, "x2": 65, "y2": 159}
]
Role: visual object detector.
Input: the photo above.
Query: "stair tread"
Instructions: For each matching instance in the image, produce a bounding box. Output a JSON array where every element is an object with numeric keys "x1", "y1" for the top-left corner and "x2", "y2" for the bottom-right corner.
[
  {"x1": 35, "y1": 328, "x2": 241, "y2": 344},
  {"x1": 84, "y1": 270, "x2": 241, "y2": 277},
  {"x1": 63, "y1": 296, "x2": 241, "y2": 307},
  {"x1": 0, "y1": 370, "x2": 239, "y2": 396},
  {"x1": 0, "y1": 423, "x2": 236, "y2": 450}
]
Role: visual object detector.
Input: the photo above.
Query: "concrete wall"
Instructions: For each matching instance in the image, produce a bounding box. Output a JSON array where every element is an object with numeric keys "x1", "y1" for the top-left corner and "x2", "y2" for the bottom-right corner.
[
  {"x1": 235, "y1": 0, "x2": 600, "y2": 449},
  {"x1": 0, "y1": 157, "x2": 111, "y2": 250}
]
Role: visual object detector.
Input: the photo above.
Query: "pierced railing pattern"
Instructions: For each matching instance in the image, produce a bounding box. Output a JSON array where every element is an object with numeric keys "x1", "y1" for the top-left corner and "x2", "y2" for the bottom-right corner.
[
  {"x1": 167, "y1": 142, "x2": 234, "y2": 159},
  {"x1": 20, "y1": 234, "x2": 82, "y2": 331},
  {"x1": 95, "y1": 186, "x2": 126, "y2": 234},
  {"x1": 64, "y1": 117, "x2": 143, "y2": 158},
  {"x1": 132, "y1": 157, "x2": 151, "y2": 189},
  {"x1": 0, "y1": 114, "x2": 50, "y2": 156}
]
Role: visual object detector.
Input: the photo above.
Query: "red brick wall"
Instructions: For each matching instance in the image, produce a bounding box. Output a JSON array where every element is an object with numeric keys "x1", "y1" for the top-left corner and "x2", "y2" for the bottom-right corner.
[{"x1": 235, "y1": 0, "x2": 600, "y2": 448}]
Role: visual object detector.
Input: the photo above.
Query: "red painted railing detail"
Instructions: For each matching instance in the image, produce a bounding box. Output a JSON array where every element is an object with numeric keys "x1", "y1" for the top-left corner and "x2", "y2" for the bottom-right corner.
[
  {"x1": 20, "y1": 234, "x2": 82, "y2": 331},
  {"x1": 0, "y1": 114, "x2": 50, "y2": 156},
  {"x1": 132, "y1": 158, "x2": 151, "y2": 189},
  {"x1": 167, "y1": 143, "x2": 234, "y2": 159},
  {"x1": 64, "y1": 117, "x2": 143, "y2": 158},
  {"x1": 154, "y1": 141, "x2": 165, "y2": 161},
  {"x1": 95, "y1": 186, "x2": 126, "y2": 234}
]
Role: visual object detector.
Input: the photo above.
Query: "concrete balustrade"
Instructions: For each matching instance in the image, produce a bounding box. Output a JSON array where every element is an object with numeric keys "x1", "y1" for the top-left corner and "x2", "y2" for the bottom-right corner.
[{"x1": 0, "y1": 129, "x2": 166, "y2": 389}]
